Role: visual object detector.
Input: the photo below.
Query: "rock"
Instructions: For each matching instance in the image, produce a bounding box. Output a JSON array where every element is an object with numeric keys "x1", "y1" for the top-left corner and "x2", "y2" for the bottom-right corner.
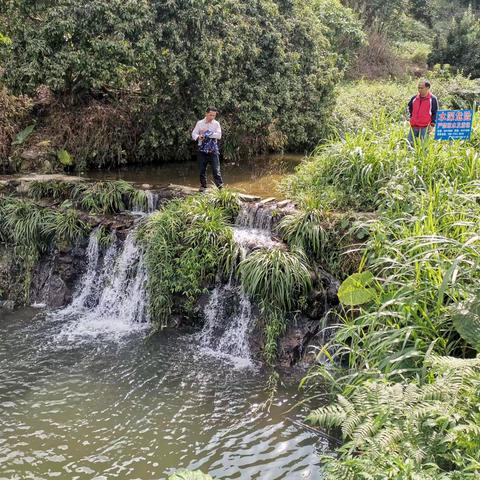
[
  {"x1": 42, "y1": 159, "x2": 53, "y2": 173},
  {"x1": 0, "y1": 300, "x2": 15, "y2": 310}
]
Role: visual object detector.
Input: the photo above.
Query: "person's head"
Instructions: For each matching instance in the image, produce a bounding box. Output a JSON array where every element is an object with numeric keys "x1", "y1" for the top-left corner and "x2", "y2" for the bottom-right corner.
[
  {"x1": 205, "y1": 107, "x2": 218, "y2": 122},
  {"x1": 417, "y1": 80, "x2": 431, "y2": 97}
]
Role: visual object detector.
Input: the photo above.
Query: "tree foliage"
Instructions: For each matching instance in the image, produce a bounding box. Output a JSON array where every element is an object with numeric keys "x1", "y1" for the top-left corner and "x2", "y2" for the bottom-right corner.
[
  {"x1": 0, "y1": 0, "x2": 363, "y2": 163},
  {"x1": 429, "y1": 8, "x2": 480, "y2": 79}
]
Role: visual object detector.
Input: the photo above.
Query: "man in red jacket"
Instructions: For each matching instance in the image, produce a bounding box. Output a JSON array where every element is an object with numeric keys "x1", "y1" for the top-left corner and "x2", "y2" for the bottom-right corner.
[{"x1": 407, "y1": 80, "x2": 439, "y2": 145}]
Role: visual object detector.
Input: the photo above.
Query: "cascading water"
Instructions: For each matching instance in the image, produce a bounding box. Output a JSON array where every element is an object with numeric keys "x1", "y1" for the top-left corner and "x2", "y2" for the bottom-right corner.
[
  {"x1": 51, "y1": 228, "x2": 149, "y2": 343},
  {"x1": 132, "y1": 189, "x2": 159, "y2": 214},
  {"x1": 235, "y1": 203, "x2": 275, "y2": 231},
  {"x1": 198, "y1": 284, "x2": 255, "y2": 368}
]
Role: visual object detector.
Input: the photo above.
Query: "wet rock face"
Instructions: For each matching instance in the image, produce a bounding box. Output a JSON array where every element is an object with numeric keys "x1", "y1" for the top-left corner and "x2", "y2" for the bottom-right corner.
[{"x1": 30, "y1": 241, "x2": 88, "y2": 308}]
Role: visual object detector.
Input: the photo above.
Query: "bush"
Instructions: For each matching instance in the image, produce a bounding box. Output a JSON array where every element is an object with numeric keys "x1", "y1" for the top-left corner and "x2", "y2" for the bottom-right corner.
[
  {"x1": 428, "y1": 8, "x2": 480, "y2": 79},
  {"x1": 1, "y1": 0, "x2": 352, "y2": 162},
  {"x1": 139, "y1": 194, "x2": 237, "y2": 328}
]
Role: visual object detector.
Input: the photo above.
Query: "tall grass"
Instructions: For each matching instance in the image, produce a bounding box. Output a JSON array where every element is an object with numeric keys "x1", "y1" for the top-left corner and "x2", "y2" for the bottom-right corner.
[
  {"x1": 28, "y1": 179, "x2": 147, "y2": 214},
  {"x1": 0, "y1": 196, "x2": 90, "y2": 300},
  {"x1": 284, "y1": 113, "x2": 480, "y2": 476}
]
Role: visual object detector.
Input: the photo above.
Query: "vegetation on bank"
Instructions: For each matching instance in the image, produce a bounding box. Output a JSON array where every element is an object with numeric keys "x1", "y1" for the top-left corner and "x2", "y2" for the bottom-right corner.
[
  {"x1": 282, "y1": 101, "x2": 480, "y2": 476},
  {"x1": 27, "y1": 179, "x2": 147, "y2": 214},
  {"x1": 0, "y1": 0, "x2": 363, "y2": 171},
  {"x1": 0, "y1": 195, "x2": 89, "y2": 301},
  {"x1": 0, "y1": 179, "x2": 150, "y2": 302}
]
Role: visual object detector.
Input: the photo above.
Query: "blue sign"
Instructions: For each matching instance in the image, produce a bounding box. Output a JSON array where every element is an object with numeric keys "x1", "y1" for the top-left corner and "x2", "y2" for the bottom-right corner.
[{"x1": 435, "y1": 109, "x2": 473, "y2": 140}]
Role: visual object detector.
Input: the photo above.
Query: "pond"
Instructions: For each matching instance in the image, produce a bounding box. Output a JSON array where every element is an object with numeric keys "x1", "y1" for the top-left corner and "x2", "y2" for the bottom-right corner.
[
  {"x1": 0, "y1": 308, "x2": 327, "y2": 480},
  {"x1": 84, "y1": 154, "x2": 303, "y2": 199}
]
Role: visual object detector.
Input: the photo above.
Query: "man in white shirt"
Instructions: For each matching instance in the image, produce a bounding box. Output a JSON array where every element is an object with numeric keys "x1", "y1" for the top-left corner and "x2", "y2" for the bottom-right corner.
[{"x1": 191, "y1": 107, "x2": 224, "y2": 191}]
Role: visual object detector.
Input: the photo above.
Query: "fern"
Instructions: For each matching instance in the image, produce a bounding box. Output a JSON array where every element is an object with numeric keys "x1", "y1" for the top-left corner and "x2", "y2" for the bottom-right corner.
[{"x1": 312, "y1": 356, "x2": 480, "y2": 479}]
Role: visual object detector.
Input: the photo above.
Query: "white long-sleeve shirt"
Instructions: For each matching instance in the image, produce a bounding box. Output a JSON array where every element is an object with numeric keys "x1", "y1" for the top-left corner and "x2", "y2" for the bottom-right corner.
[{"x1": 192, "y1": 118, "x2": 222, "y2": 143}]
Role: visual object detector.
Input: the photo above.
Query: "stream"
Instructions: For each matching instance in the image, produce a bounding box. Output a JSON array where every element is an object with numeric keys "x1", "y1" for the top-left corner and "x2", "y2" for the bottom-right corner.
[{"x1": 0, "y1": 308, "x2": 326, "y2": 479}]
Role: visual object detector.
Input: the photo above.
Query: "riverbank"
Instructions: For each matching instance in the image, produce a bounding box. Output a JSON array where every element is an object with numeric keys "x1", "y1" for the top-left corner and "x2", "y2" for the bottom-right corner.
[{"x1": 282, "y1": 112, "x2": 480, "y2": 477}]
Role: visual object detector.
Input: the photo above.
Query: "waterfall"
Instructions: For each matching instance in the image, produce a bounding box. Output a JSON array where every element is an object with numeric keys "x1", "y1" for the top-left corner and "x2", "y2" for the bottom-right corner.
[
  {"x1": 235, "y1": 203, "x2": 275, "y2": 231},
  {"x1": 146, "y1": 190, "x2": 159, "y2": 213},
  {"x1": 198, "y1": 284, "x2": 255, "y2": 368},
  {"x1": 132, "y1": 190, "x2": 159, "y2": 214},
  {"x1": 51, "y1": 228, "x2": 149, "y2": 343}
]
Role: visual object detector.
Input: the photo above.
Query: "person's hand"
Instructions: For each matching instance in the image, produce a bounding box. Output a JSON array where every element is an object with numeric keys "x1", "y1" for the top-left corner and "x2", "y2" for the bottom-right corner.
[{"x1": 198, "y1": 134, "x2": 204, "y2": 141}]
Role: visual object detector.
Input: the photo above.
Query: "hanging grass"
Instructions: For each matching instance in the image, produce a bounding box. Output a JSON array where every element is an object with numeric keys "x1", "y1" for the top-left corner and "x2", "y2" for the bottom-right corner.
[
  {"x1": 139, "y1": 195, "x2": 236, "y2": 329},
  {"x1": 276, "y1": 209, "x2": 329, "y2": 259},
  {"x1": 239, "y1": 248, "x2": 312, "y2": 312},
  {"x1": 27, "y1": 179, "x2": 147, "y2": 214},
  {"x1": 0, "y1": 196, "x2": 90, "y2": 301},
  {"x1": 238, "y1": 247, "x2": 312, "y2": 363}
]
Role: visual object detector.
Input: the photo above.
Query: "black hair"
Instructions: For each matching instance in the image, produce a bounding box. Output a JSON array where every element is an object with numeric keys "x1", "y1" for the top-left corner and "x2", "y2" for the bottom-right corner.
[
  {"x1": 206, "y1": 106, "x2": 218, "y2": 113},
  {"x1": 423, "y1": 80, "x2": 431, "y2": 88}
]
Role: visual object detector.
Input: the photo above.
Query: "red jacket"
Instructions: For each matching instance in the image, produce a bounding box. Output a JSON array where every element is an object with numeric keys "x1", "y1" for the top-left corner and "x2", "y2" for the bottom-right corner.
[{"x1": 408, "y1": 92, "x2": 439, "y2": 128}]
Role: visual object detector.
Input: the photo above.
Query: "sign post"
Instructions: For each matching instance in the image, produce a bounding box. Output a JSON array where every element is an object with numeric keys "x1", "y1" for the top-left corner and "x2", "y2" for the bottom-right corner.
[{"x1": 434, "y1": 109, "x2": 473, "y2": 141}]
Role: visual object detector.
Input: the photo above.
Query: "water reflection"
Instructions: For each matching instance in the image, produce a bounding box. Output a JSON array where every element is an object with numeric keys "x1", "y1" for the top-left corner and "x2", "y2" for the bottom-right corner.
[
  {"x1": 0, "y1": 309, "x2": 327, "y2": 479},
  {"x1": 84, "y1": 154, "x2": 303, "y2": 198}
]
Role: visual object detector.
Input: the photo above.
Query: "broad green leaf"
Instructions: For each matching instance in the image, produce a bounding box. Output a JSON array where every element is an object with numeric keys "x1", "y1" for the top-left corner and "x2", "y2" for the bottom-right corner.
[
  {"x1": 12, "y1": 124, "x2": 35, "y2": 146},
  {"x1": 57, "y1": 149, "x2": 74, "y2": 166},
  {"x1": 338, "y1": 271, "x2": 375, "y2": 306}
]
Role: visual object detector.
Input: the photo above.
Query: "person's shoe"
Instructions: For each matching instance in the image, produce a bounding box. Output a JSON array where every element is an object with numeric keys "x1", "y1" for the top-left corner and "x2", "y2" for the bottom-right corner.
[{"x1": 198, "y1": 186, "x2": 207, "y2": 193}]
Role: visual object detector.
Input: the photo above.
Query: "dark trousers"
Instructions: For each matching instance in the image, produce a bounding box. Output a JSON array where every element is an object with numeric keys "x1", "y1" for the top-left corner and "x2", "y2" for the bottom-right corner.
[{"x1": 198, "y1": 151, "x2": 223, "y2": 188}]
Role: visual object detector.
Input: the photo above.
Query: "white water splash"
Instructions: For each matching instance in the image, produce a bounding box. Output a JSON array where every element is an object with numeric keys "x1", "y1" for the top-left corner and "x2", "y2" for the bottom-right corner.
[
  {"x1": 51, "y1": 229, "x2": 149, "y2": 344},
  {"x1": 235, "y1": 204, "x2": 274, "y2": 231},
  {"x1": 198, "y1": 284, "x2": 255, "y2": 369},
  {"x1": 233, "y1": 227, "x2": 281, "y2": 258}
]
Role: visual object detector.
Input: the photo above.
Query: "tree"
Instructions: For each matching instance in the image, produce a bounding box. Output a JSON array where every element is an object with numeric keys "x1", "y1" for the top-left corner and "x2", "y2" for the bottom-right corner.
[
  {"x1": 428, "y1": 7, "x2": 480, "y2": 78},
  {"x1": 2, "y1": 0, "x2": 156, "y2": 95}
]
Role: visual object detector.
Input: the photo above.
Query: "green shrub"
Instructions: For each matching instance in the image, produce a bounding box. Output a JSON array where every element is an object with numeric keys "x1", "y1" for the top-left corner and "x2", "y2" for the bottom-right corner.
[
  {"x1": 238, "y1": 247, "x2": 312, "y2": 362},
  {"x1": 139, "y1": 195, "x2": 236, "y2": 328},
  {"x1": 2, "y1": 0, "x2": 351, "y2": 160}
]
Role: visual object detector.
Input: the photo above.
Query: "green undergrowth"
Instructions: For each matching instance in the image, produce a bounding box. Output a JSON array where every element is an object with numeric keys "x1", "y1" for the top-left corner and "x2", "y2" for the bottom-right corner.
[
  {"x1": 283, "y1": 112, "x2": 480, "y2": 476},
  {"x1": 139, "y1": 188, "x2": 316, "y2": 364},
  {"x1": 138, "y1": 189, "x2": 239, "y2": 329},
  {"x1": 238, "y1": 248, "x2": 312, "y2": 363},
  {"x1": 27, "y1": 179, "x2": 147, "y2": 214},
  {"x1": 0, "y1": 195, "x2": 90, "y2": 301},
  {"x1": 309, "y1": 355, "x2": 480, "y2": 479}
]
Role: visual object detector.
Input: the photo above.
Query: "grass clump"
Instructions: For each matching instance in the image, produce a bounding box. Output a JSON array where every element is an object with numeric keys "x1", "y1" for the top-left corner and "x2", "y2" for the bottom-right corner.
[
  {"x1": 238, "y1": 248, "x2": 312, "y2": 363},
  {"x1": 27, "y1": 179, "x2": 148, "y2": 214},
  {"x1": 283, "y1": 105, "x2": 480, "y2": 476},
  {"x1": 0, "y1": 195, "x2": 90, "y2": 301},
  {"x1": 139, "y1": 194, "x2": 238, "y2": 328}
]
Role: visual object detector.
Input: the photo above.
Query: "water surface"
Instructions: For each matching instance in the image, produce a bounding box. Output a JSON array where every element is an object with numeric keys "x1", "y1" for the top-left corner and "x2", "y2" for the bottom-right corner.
[
  {"x1": 85, "y1": 154, "x2": 303, "y2": 199},
  {"x1": 0, "y1": 308, "x2": 327, "y2": 479}
]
